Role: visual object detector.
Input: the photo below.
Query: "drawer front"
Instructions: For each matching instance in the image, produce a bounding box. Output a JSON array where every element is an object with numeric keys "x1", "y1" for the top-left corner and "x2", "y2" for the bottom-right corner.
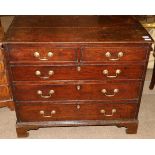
[
  {"x1": 0, "y1": 71, "x2": 7, "y2": 84},
  {"x1": 82, "y1": 47, "x2": 148, "y2": 62},
  {"x1": 9, "y1": 46, "x2": 77, "y2": 62},
  {"x1": 16, "y1": 103, "x2": 137, "y2": 122},
  {"x1": 11, "y1": 65, "x2": 144, "y2": 81},
  {"x1": 13, "y1": 82, "x2": 141, "y2": 101},
  {"x1": 0, "y1": 85, "x2": 11, "y2": 100}
]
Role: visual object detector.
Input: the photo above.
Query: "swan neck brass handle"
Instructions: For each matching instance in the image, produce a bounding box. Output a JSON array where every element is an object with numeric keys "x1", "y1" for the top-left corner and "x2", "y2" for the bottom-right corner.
[
  {"x1": 35, "y1": 70, "x2": 54, "y2": 79},
  {"x1": 37, "y1": 90, "x2": 55, "y2": 98},
  {"x1": 105, "y1": 52, "x2": 123, "y2": 61},
  {"x1": 101, "y1": 89, "x2": 119, "y2": 97},
  {"x1": 34, "y1": 51, "x2": 53, "y2": 60},
  {"x1": 103, "y1": 69, "x2": 121, "y2": 78},
  {"x1": 40, "y1": 110, "x2": 56, "y2": 118},
  {"x1": 100, "y1": 109, "x2": 116, "y2": 117}
]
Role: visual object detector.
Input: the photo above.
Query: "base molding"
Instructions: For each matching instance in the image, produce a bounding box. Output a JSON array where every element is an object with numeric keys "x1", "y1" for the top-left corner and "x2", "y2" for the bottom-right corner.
[
  {"x1": 16, "y1": 119, "x2": 138, "y2": 138},
  {"x1": 0, "y1": 101, "x2": 14, "y2": 111}
]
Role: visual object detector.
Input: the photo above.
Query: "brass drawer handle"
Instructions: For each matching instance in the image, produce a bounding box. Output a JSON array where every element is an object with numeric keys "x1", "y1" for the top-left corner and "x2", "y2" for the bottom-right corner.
[
  {"x1": 100, "y1": 109, "x2": 116, "y2": 117},
  {"x1": 35, "y1": 70, "x2": 54, "y2": 79},
  {"x1": 34, "y1": 51, "x2": 53, "y2": 60},
  {"x1": 103, "y1": 69, "x2": 121, "y2": 78},
  {"x1": 37, "y1": 90, "x2": 55, "y2": 98},
  {"x1": 40, "y1": 110, "x2": 56, "y2": 118},
  {"x1": 105, "y1": 52, "x2": 123, "y2": 61},
  {"x1": 101, "y1": 89, "x2": 119, "y2": 97}
]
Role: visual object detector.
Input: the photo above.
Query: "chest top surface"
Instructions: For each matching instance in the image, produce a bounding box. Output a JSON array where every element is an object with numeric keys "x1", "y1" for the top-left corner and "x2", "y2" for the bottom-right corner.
[{"x1": 3, "y1": 15, "x2": 154, "y2": 43}]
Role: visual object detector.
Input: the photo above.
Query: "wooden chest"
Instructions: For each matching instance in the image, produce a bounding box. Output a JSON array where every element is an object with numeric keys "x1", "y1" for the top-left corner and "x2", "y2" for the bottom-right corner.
[
  {"x1": 0, "y1": 20, "x2": 14, "y2": 110},
  {"x1": 3, "y1": 16, "x2": 153, "y2": 137}
]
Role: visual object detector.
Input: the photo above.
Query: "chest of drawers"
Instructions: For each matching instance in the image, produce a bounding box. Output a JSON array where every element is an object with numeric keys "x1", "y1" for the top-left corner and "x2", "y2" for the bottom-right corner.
[
  {"x1": 0, "y1": 21, "x2": 14, "y2": 110},
  {"x1": 3, "y1": 16, "x2": 153, "y2": 137}
]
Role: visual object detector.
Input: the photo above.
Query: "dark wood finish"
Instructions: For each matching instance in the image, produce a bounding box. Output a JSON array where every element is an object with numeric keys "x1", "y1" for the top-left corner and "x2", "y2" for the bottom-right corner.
[
  {"x1": 82, "y1": 47, "x2": 148, "y2": 62},
  {"x1": 10, "y1": 16, "x2": 141, "y2": 28},
  {"x1": 16, "y1": 103, "x2": 137, "y2": 122},
  {"x1": 16, "y1": 120, "x2": 138, "y2": 137},
  {"x1": 16, "y1": 125, "x2": 39, "y2": 138},
  {"x1": 3, "y1": 16, "x2": 153, "y2": 137},
  {"x1": 4, "y1": 27, "x2": 153, "y2": 43},
  {"x1": 11, "y1": 65, "x2": 145, "y2": 81},
  {"x1": 4, "y1": 16, "x2": 153, "y2": 43},
  {"x1": 8, "y1": 45, "x2": 77, "y2": 62},
  {"x1": 8, "y1": 45, "x2": 149, "y2": 63},
  {"x1": 116, "y1": 120, "x2": 138, "y2": 134},
  {"x1": 13, "y1": 82, "x2": 141, "y2": 101}
]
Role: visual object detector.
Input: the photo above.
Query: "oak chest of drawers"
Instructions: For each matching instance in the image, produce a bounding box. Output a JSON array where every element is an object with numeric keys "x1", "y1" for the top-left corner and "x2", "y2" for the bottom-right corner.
[{"x1": 3, "y1": 16, "x2": 153, "y2": 137}]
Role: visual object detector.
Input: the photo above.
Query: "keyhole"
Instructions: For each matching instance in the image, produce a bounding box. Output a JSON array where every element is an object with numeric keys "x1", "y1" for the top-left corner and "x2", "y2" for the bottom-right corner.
[
  {"x1": 77, "y1": 105, "x2": 80, "y2": 110},
  {"x1": 77, "y1": 85, "x2": 81, "y2": 90}
]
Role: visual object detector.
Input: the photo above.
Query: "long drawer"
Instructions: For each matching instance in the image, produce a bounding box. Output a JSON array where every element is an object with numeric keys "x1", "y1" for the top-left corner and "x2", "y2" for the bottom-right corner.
[
  {"x1": 13, "y1": 81, "x2": 141, "y2": 101},
  {"x1": 8, "y1": 45, "x2": 77, "y2": 62},
  {"x1": 16, "y1": 102, "x2": 137, "y2": 122},
  {"x1": 82, "y1": 47, "x2": 148, "y2": 62},
  {"x1": 11, "y1": 64, "x2": 145, "y2": 81}
]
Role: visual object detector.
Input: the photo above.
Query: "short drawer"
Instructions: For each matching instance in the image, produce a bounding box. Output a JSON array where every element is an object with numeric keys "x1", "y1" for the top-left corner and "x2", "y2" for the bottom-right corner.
[
  {"x1": 16, "y1": 103, "x2": 137, "y2": 122},
  {"x1": 13, "y1": 81, "x2": 141, "y2": 101},
  {"x1": 8, "y1": 45, "x2": 77, "y2": 62},
  {"x1": 82, "y1": 47, "x2": 148, "y2": 62},
  {"x1": 11, "y1": 64, "x2": 145, "y2": 81},
  {"x1": 0, "y1": 71, "x2": 8, "y2": 84},
  {"x1": 0, "y1": 85, "x2": 11, "y2": 100}
]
